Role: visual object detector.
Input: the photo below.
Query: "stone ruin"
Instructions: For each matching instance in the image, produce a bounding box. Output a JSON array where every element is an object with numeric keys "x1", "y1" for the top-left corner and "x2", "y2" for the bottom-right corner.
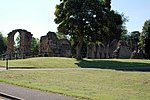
[
  {"x1": 39, "y1": 31, "x2": 71, "y2": 57},
  {"x1": 4, "y1": 30, "x2": 71, "y2": 60},
  {"x1": 6, "y1": 29, "x2": 32, "y2": 59},
  {"x1": 4, "y1": 29, "x2": 140, "y2": 59},
  {"x1": 113, "y1": 40, "x2": 133, "y2": 58},
  {"x1": 87, "y1": 39, "x2": 118, "y2": 59},
  {"x1": 87, "y1": 38, "x2": 139, "y2": 59}
]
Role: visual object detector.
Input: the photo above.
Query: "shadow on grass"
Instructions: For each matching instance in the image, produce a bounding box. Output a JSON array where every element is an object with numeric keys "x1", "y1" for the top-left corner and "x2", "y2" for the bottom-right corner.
[{"x1": 75, "y1": 59, "x2": 150, "y2": 72}]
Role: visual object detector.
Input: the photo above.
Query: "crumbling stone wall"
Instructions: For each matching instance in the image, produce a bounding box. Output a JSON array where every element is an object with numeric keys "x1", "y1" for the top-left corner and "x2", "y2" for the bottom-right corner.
[
  {"x1": 58, "y1": 39, "x2": 71, "y2": 57},
  {"x1": 87, "y1": 43, "x2": 96, "y2": 59},
  {"x1": 39, "y1": 36, "x2": 49, "y2": 56},
  {"x1": 107, "y1": 39, "x2": 118, "y2": 58},
  {"x1": 96, "y1": 44, "x2": 105, "y2": 59},
  {"x1": 116, "y1": 40, "x2": 132, "y2": 58},
  {"x1": 6, "y1": 29, "x2": 32, "y2": 59},
  {"x1": 87, "y1": 39, "x2": 139, "y2": 59},
  {"x1": 39, "y1": 31, "x2": 71, "y2": 57},
  {"x1": 87, "y1": 39, "x2": 118, "y2": 59}
]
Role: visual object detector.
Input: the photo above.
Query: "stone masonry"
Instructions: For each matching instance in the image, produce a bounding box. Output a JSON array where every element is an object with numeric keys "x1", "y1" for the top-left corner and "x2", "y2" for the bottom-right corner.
[
  {"x1": 39, "y1": 31, "x2": 71, "y2": 57},
  {"x1": 87, "y1": 39, "x2": 138, "y2": 59},
  {"x1": 6, "y1": 29, "x2": 32, "y2": 59}
]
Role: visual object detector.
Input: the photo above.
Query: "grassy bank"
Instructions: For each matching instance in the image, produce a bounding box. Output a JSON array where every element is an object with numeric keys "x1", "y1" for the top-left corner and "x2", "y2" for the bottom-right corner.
[
  {"x1": 0, "y1": 57, "x2": 79, "y2": 68},
  {"x1": 0, "y1": 70, "x2": 149, "y2": 100},
  {"x1": 0, "y1": 57, "x2": 150, "y2": 69}
]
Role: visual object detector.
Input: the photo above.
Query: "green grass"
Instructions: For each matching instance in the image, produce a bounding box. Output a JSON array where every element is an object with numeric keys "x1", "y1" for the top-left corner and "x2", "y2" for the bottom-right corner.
[
  {"x1": 0, "y1": 57, "x2": 150, "y2": 69},
  {"x1": 0, "y1": 70, "x2": 149, "y2": 100},
  {"x1": 0, "y1": 58, "x2": 150, "y2": 99},
  {"x1": 0, "y1": 57, "x2": 79, "y2": 68}
]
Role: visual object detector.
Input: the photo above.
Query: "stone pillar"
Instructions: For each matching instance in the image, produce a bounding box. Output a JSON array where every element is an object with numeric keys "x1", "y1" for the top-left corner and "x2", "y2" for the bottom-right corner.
[
  {"x1": 19, "y1": 30, "x2": 32, "y2": 58},
  {"x1": 39, "y1": 36, "x2": 49, "y2": 56},
  {"x1": 6, "y1": 31, "x2": 16, "y2": 59},
  {"x1": 87, "y1": 44, "x2": 96, "y2": 59}
]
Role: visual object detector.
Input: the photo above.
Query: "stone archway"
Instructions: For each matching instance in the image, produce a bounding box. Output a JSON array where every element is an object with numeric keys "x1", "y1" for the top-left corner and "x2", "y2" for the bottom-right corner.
[{"x1": 6, "y1": 29, "x2": 32, "y2": 59}]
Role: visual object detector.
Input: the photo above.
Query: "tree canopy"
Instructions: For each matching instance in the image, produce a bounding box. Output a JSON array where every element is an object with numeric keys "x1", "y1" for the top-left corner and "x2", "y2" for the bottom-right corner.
[
  {"x1": 130, "y1": 31, "x2": 140, "y2": 43},
  {"x1": 139, "y1": 20, "x2": 150, "y2": 59},
  {"x1": 0, "y1": 32, "x2": 7, "y2": 55},
  {"x1": 54, "y1": 0, "x2": 126, "y2": 59}
]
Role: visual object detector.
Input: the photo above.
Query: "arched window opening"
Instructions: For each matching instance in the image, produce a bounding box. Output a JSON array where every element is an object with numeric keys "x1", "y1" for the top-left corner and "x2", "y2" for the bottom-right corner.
[{"x1": 14, "y1": 32, "x2": 20, "y2": 59}]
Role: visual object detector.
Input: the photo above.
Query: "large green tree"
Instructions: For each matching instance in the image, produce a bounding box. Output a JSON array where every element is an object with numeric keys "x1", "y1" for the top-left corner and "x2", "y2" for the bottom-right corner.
[
  {"x1": 102, "y1": 10, "x2": 125, "y2": 44},
  {"x1": 139, "y1": 20, "x2": 150, "y2": 59},
  {"x1": 0, "y1": 32, "x2": 7, "y2": 55},
  {"x1": 54, "y1": 0, "x2": 125, "y2": 59}
]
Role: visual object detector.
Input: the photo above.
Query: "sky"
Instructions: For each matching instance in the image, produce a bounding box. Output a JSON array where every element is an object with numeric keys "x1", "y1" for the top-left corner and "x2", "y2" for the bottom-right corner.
[
  {"x1": 0, "y1": 0, "x2": 150, "y2": 38},
  {"x1": 111, "y1": 0, "x2": 150, "y2": 34}
]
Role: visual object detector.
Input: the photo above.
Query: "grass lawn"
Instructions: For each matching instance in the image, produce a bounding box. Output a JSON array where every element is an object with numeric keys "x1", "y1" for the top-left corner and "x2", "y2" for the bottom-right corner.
[
  {"x1": 0, "y1": 57, "x2": 79, "y2": 68},
  {"x1": 0, "y1": 70, "x2": 149, "y2": 100},
  {"x1": 0, "y1": 57, "x2": 150, "y2": 69}
]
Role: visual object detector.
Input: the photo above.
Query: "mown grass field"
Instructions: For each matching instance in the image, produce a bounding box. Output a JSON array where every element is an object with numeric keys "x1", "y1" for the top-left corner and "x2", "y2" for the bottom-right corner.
[
  {"x1": 0, "y1": 57, "x2": 79, "y2": 68},
  {"x1": 0, "y1": 57, "x2": 150, "y2": 100},
  {"x1": 0, "y1": 70, "x2": 149, "y2": 100},
  {"x1": 0, "y1": 57, "x2": 150, "y2": 69}
]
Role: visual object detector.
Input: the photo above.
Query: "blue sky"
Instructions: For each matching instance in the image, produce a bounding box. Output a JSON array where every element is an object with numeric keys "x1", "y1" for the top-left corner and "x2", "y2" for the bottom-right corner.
[
  {"x1": 0, "y1": 0, "x2": 150, "y2": 38},
  {"x1": 111, "y1": 0, "x2": 150, "y2": 34}
]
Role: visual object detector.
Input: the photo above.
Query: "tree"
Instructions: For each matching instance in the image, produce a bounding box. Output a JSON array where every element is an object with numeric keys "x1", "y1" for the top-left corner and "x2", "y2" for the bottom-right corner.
[
  {"x1": 139, "y1": 20, "x2": 150, "y2": 59},
  {"x1": 31, "y1": 37, "x2": 40, "y2": 55},
  {"x1": 54, "y1": 0, "x2": 125, "y2": 59},
  {"x1": 102, "y1": 11, "x2": 126, "y2": 44},
  {"x1": 130, "y1": 31, "x2": 140, "y2": 42},
  {"x1": 0, "y1": 32, "x2": 7, "y2": 54},
  {"x1": 56, "y1": 32, "x2": 68, "y2": 39}
]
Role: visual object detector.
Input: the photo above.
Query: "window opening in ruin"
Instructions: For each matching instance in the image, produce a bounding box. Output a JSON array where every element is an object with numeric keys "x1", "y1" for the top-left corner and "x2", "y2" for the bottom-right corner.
[{"x1": 14, "y1": 32, "x2": 20, "y2": 58}]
